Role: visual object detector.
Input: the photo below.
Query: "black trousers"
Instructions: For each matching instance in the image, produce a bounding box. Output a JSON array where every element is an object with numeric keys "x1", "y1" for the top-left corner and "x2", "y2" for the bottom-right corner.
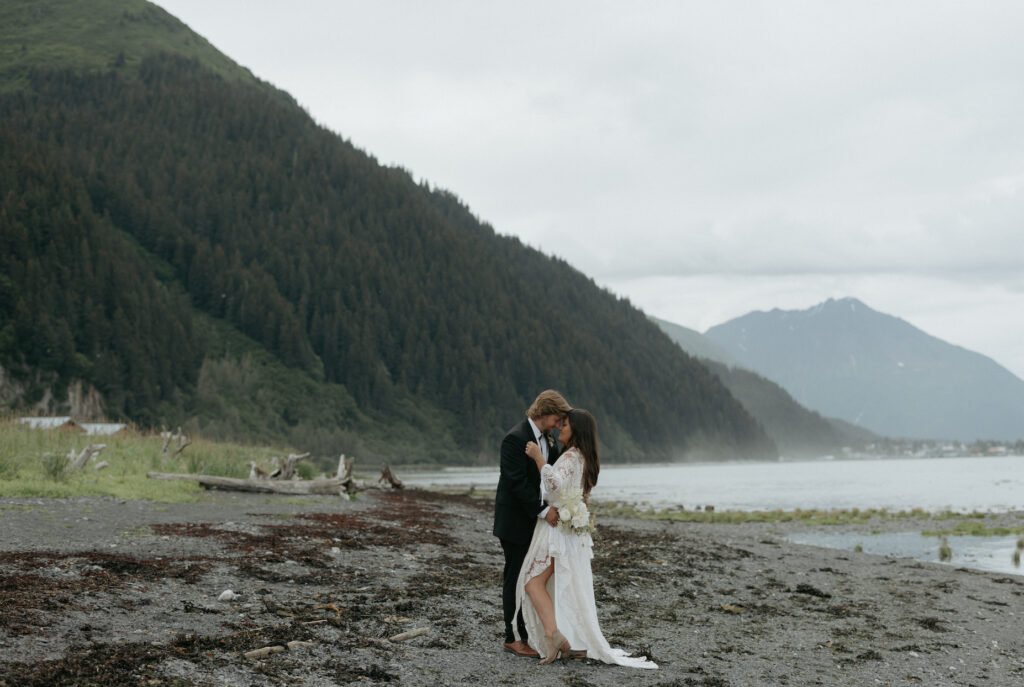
[{"x1": 500, "y1": 537, "x2": 530, "y2": 643}]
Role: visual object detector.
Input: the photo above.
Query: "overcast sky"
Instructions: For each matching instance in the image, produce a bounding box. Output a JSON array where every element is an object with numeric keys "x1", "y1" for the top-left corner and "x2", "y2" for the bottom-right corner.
[{"x1": 158, "y1": 1, "x2": 1024, "y2": 379}]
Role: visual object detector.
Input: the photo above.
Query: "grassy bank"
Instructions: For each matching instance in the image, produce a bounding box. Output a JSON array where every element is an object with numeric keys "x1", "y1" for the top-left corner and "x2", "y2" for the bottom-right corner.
[
  {"x1": 0, "y1": 419, "x2": 287, "y2": 501},
  {"x1": 922, "y1": 520, "x2": 1024, "y2": 537},
  {"x1": 425, "y1": 489, "x2": 1006, "y2": 527},
  {"x1": 594, "y1": 501, "x2": 997, "y2": 527}
]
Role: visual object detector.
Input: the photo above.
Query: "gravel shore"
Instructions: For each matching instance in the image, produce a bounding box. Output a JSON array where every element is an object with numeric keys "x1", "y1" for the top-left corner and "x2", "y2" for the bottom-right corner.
[{"x1": 1, "y1": 489, "x2": 1022, "y2": 686}]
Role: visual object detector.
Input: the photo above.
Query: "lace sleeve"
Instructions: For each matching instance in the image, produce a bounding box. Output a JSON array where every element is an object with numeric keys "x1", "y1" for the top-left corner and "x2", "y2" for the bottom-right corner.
[{"x1": 541, "y1": 449, "x2": 581, "y2": 494}]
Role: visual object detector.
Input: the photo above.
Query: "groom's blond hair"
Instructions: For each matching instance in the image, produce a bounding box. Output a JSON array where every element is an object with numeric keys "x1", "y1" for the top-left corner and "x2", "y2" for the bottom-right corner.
[{"x1": 526, "y1": 390, "x2": 572, "y2": 420}]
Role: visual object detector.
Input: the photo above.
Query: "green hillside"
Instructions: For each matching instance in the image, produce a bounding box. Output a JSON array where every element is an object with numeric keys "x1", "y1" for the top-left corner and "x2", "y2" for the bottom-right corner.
[
  {"x1": 0, "y1": 0, "x2": 256, "y2": 92},
  {"x1": 700, "y1": 360, "x2": 875, "y2": 457},
  {"x1": 0, "y1": 0, "x2": 776, "y2": 464},
  {"x1": 651, "y1": 316, "x2": 873, "y2": 456}
]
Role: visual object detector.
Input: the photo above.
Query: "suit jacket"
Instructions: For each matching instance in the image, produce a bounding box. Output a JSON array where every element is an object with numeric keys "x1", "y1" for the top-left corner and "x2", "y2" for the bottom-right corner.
[{"x1": 493, "y1": 418, "x2": 562, "y2": 544}]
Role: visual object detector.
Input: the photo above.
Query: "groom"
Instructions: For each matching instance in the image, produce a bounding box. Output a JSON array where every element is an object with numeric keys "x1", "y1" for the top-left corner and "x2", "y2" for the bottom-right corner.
[{"x1": 493, "y1": 389, "x2": 572, "y2": 657}]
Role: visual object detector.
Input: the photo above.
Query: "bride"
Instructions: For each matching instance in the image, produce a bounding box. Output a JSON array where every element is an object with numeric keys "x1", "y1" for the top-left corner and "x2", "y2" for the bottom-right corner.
[{"x1": 513, "y1": 409, "x2": 658, "y2": 669}]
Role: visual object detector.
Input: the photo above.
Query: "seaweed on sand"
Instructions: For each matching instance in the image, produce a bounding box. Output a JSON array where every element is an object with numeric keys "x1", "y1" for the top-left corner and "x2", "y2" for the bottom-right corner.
[
  {"x1": 150, "y1": 494, "x2": 455, "y2": 559},
  {"x1": 0, "y1": 551, "x2": 211, "y2": 634},
  {"x1": 0, "y1": 623, "x2": 324, "y2": 687}
]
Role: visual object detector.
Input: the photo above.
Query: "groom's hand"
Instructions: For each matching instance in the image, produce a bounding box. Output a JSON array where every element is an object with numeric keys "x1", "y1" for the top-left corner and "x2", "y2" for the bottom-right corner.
[
  {"x1": 525, "y1": 441, "x2": 543, "y2": 462},
  {"x1": 544, "y1": 508, "x2": 559, "y2": 527}
]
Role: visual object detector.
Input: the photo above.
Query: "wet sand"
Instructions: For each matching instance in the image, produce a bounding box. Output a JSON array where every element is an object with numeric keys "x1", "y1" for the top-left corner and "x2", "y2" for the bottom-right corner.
[{"x1": 1, "y1": 490, "x2": 1022, "y2": 686}]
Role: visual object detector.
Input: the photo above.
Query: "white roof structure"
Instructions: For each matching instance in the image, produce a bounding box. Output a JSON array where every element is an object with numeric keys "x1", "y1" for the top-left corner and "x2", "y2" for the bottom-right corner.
[
  {"x1": 81, "y1": 423, "x2": 128, "y2": 436},
  {"x1": 17, "y1": 416, "x2": 77, "y2": 430},
  {"x1": 17, "y1": 417, "x2": 127, "y2": 436}
]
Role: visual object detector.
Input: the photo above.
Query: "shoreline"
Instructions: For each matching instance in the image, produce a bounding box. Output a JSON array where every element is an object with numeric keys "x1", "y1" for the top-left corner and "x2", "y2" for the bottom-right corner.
[
  {"x1": 397, "y1": 452, "x2": 1024, "y2": 473},
  {"x1": 1, "y1": 490, "x2": 1023, "y2": 686},
  {"x1": 401, "y1": 454, "x2": 1024, "y2": 517}
]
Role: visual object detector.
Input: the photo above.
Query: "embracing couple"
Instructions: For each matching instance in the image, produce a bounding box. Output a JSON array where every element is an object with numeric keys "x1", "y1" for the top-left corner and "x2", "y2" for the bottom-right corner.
[{"x1": 492, "y1": 390, "x2": 657, "y2": 669}]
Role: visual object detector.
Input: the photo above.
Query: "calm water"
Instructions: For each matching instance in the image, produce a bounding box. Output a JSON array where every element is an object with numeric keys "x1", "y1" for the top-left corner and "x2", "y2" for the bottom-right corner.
[
  {"x1": 785, "y1": 531, "x2": 1023, "y2": 576},
  {"x1": 405, "y1": 455, "x2": 1024, "y2": 575},
  {"x1": 405, "y1": 455, "x2": 1024, "y2": 512}
]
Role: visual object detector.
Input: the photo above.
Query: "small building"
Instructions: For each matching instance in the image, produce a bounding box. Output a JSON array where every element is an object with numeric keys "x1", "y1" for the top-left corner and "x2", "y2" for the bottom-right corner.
[
  {"x1": 80, "y1": 423, "x2": 128, "y2": 436},
  {"x1": 17, "y1": 416, "x2": 79, "y2": 431}
]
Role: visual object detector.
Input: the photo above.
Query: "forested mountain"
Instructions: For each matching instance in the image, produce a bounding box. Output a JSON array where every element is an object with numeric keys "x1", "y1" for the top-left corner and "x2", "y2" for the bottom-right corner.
[
  {"x1": 698, "y1": 360, "x2": 877, "y2": 457},
  {"x1": 648, "y1": 317, "x2": 738, "y2": 367},
  {"x1": 0, "y1": 0, "x2": 775, "y2": 462},
  {"x1": 651, "y1": 316, "x2": 875, "y2": 456},
  {"x1": 705, "y1": 298, "x2": 1024, "y2": 442}
]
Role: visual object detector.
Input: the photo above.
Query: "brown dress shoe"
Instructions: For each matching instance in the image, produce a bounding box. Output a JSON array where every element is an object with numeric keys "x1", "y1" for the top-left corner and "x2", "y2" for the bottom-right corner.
[{"x1": 503, "y1": 640, "x2": 540, "y2": 657}]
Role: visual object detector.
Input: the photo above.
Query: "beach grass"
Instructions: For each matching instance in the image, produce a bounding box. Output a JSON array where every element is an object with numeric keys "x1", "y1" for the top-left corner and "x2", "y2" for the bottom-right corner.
[
  {"x1": 922, "y1": 520, "x2": 1024, "y2": 537},
  {"x1": 0, "y1": 418, "x2": 285, "y2": 502},
  {"x1": 433, "y1": 488, "x2": 1005, "y2": 527},
  {"x1": 593, "y1": 501, "x2": 996, "y2": 527}
]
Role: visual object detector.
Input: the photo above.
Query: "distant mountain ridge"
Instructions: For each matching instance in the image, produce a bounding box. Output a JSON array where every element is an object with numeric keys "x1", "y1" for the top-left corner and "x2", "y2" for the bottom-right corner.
[
  {"x1": 704, "y1": 298, "x2": 1024, "y2": 441},
  {"x1": 0, "y1": 0, "x2": 775, "y2": 463},
  {"x1": 651, "y1": 316, "x2": 875, "y2": 456},
  {"x1": 648, "y1": 317, "x2": 739, "y2": 367}
]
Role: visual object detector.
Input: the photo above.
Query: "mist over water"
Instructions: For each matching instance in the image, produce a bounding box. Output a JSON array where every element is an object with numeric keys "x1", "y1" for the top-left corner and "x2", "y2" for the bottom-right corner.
[{"x1": 405, "y1": 455, "x2": 1024, "y2": 513}]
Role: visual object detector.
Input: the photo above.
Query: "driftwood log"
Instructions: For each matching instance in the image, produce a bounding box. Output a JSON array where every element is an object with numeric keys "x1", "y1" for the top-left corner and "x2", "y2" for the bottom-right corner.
[
  {"x1": 67, "y1": 444, "x2": 106, "y2": 472},
  {"x1": 243, "y1": 640, "x2": 313, "y2": 659},
  {"x1": 388, "y1": 626, "x2": 430, "y2": 642},
  {"x1": 379, "y1": 462, "x2": 404, "y2": 489},
  {"x1": 248, "y1": 452, "x2": 311, "y2": 480},
  {"x1": 161, "y1": 427, "x2": 191, "y2": 461},
  {"x1": 146, "y1": 472, "x2": 355, "y2": 495},
  {"x1": 276, "y1": 452, "x2": 310, "y2": 480},
  {"x1": 337, "y1": 454, "x2": 354, "y2": 481},
  {"x1": 147, "y1": 455, "x2": 403, "y2": 496}
]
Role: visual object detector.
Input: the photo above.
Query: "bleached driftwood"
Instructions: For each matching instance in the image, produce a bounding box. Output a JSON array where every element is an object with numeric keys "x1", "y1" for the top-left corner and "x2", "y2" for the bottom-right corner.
[
  {"x1": 276, "y1": 452, "x2": 310, "y2": 481},
  {"x1": 161, "y1": 427, "x2": 191, "y2": 461},
  {"x1": 146, "y1": 472, "x2": 354, "y2": 495},
  {"x1": 378, "y1": 462, "x2": 404, "y2": 489},
  {"x1": 337, "y1": 454, "x2": 354, "y2": 481},
  {"x1": 334, "y1": 455, "x2": 403, "y2": 494},
  {"x1": 247, "y1": 453, "x2": 309, "y2": 480},
  {"x1": 248, "y1": 461, "x2": 270, "y2": 479},
  {"x1": 93, "y1": 460, "x2": 109, "y2": 471},
  {"x1": 243, "y1": 640, "x2": 313, "y2": 659},
  {"x1": 146, "y1": 455, "x2": 404, "y2": 496},
  {"x1": 388, "y1": 626, "x2": 430, "y2": 642},
  {"x1": 66, "y1": 444, "x2": 106, "y2": 472}
]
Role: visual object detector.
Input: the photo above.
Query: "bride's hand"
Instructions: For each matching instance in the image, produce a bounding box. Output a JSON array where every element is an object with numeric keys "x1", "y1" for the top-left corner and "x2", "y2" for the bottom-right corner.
[{"x1": 525, "y1": 441, "x2": 544, "y2": 466}]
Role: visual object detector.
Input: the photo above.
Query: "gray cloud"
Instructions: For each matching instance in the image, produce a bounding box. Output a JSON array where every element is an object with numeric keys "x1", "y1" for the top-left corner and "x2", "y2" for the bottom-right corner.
[{"x1": 158, "y1": 0, "x2": 1024, "y2": 378}]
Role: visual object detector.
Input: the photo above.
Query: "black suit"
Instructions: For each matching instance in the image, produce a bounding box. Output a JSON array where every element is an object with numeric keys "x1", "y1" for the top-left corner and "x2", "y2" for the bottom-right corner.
[{"x1": 493, "y1": 418, "x2": 561, "y2": 643}]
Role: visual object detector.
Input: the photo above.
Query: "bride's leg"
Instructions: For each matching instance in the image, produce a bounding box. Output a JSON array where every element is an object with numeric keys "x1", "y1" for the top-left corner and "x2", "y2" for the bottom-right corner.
[{"x1": 524, "y1": 561, "x2": 556, "y2": 637}]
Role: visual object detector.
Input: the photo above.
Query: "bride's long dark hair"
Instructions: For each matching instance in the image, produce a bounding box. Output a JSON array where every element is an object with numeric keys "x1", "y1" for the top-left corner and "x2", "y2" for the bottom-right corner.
[{"x1": 564, "y1": 408, "x2": 600, "y2": 500}]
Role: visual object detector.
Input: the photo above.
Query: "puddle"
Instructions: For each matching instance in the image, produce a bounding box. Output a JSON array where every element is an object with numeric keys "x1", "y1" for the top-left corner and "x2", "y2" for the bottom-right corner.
[{"x1": 785, "y1": 531, "x2": 1024, "y2": 576}]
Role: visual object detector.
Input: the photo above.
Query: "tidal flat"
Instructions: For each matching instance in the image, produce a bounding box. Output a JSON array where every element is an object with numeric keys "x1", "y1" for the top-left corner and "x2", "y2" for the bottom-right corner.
[{"x1": 1, "y1": 490, "x2": 1022, "y2": 686}]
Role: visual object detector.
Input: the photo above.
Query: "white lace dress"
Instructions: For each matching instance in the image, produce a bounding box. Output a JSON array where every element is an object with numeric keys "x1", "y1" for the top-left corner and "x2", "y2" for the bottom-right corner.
[{"x1": 513, "y1": 448, "x2": 658, "y2": 669}]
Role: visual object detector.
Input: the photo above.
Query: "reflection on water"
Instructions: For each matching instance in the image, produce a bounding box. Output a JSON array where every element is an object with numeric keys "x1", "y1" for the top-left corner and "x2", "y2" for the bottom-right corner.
[{"x1": 786, "y1": 531, "x2": 1024, "y2": 576}]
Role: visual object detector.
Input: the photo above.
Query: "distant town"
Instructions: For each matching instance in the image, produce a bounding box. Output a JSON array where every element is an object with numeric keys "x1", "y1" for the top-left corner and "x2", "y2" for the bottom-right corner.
[{"x1": 841, "y1": 438, "x2": 1024, "y2": 460}]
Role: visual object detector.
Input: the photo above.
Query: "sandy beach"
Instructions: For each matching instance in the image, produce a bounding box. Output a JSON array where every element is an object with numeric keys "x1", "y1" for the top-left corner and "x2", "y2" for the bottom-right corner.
[{"x1": 1, "y1": 488, "x2": 1022, "y2": 686}]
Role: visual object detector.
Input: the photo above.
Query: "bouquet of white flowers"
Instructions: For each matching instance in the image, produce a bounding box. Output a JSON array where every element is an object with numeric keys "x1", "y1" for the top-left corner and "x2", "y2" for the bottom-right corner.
[{"x1": 557, "y1": 488, "x2": 595, "y2": 537}]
